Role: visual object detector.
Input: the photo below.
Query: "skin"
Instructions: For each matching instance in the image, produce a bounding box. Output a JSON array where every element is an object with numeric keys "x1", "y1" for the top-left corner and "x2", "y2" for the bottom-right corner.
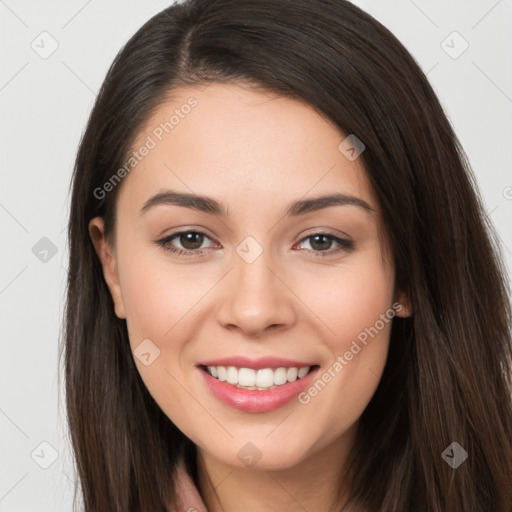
[{"x1": 89, "y1": 81, "x2": 411, "y2": 512}]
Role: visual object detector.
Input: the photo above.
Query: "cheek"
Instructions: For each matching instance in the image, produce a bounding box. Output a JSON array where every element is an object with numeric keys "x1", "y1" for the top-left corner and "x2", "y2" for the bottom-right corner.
[
  {"x1": 116, "y1": 256, "x2": 205, "y2": 438},
  {"x1": 304, "y1": 255, "x2": 395, "y2": 346},
  {"x1": 114, "y1": 243, "x2": 221, "y2": 432},
  {"x1": 118, "y1": 243, "x2": 208, "y2": 349},
  {"x1": 293, "y1": 259, "x2": 394, "y2": 437}
]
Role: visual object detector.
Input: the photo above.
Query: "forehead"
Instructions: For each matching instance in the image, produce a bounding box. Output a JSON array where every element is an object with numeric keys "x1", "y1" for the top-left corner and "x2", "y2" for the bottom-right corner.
[{"x1": 120, "y1": 82, "x2": 376, "y2": 216}]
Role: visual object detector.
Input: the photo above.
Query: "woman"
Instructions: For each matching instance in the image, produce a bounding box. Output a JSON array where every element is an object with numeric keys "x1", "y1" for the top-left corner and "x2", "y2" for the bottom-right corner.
[{"x1": 61, "y1": 0, "x2": 512, "y2": 510}]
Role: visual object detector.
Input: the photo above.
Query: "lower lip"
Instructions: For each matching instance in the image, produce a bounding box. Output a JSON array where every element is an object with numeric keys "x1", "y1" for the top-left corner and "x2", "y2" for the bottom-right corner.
[{"x1": 198, "y1": 366, "x2": 320, "y2": 413}]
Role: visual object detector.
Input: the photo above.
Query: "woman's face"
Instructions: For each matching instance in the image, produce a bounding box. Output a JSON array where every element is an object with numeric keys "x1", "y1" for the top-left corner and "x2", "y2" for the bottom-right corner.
[{"x1": 90, "y1": 82, "x2": 409, "y2": 470}]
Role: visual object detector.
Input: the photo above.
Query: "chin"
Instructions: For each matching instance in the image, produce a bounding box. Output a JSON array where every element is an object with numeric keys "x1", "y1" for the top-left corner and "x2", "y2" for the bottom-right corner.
[{"x1": 217, "y1": 440, "x2": 312, "y2": 472}]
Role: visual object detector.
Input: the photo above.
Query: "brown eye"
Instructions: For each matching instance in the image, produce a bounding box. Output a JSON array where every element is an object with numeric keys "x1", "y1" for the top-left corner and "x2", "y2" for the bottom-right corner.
[
  {"x1": 177, "y1": 232, "x2": 205, "y2": 250},
  {"x1": 156, "y1": 230, "x2": 216, "y2": 256},
  {"x1": 296, "y1": 233, "x2": 354, "y2": 256},
  {"x1": 308, "y1": 234, "x2": 334, "y2": 251}
]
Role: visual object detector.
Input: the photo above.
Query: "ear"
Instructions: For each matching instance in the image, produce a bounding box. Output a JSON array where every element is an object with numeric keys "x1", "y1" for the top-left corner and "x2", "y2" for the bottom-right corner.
[
  {"x1": 394, "y1": 286, "x2": 412, "y2": 318},
  {"x1": 88, "y1": 217, "x2": 126, "y2": 319}
]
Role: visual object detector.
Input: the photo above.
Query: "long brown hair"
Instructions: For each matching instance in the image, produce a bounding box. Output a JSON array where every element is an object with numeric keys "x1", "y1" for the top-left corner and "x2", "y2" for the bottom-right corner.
[{"x1": 60, "y1": 0, "x2": 512, "y2": 510}]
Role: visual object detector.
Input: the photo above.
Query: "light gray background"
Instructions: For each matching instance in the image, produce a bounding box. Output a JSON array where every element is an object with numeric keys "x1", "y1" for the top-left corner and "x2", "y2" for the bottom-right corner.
[{"x1": 0, "y1": 1, "x2": 511, "y2": 510}]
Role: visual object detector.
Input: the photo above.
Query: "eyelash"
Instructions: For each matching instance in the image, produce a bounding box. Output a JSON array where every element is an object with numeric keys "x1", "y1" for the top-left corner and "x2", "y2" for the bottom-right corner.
[{"x1": 155, "y1": 230, "x2": 354, "y2": 258}]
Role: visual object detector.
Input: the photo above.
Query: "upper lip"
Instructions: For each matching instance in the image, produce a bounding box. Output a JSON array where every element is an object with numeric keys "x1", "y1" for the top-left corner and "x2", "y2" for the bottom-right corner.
[{"x1": 197, "y1": 356, "x2": 318, "y2": 370}]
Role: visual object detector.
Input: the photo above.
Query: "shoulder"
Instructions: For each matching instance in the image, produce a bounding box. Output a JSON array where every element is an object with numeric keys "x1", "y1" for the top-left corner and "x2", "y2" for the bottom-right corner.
[{"x1": 173, "y1": 457, "x2": 209, "y2": 512}]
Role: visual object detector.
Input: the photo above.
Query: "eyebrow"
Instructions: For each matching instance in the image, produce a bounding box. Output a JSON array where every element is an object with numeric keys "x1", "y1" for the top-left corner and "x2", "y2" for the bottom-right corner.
[{"x1": 140, "y1": 189, "x2": 375, "y2": 217}]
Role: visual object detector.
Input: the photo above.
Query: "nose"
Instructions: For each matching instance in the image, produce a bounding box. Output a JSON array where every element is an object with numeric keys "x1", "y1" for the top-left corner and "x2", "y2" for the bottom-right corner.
[{"x1": 215, "y1": 248, "x2": 297, "y2": 338}]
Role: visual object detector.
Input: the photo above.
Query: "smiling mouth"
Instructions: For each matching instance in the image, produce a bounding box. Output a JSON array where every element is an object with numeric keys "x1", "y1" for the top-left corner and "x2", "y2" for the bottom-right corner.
[{"x1": 199, "y1": 364, "x2": 319, "y2": 391}]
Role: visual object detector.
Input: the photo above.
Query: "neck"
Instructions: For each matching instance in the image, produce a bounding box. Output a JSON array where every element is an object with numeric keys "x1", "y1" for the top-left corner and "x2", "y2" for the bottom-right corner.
[{"x1": 196, "y1": 423, "x2": 357, "y2": 512}]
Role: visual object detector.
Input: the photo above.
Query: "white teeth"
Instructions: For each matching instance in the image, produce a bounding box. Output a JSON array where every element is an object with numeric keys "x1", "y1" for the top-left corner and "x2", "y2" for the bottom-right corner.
[
  {"x1": 217, "y1": 366, "x2": 227, "y2": 381},
  {"x1": 273, "y1": 367, "x2": 287, "y2": 385},
  {"x1": 238, "y1": 368, "x2": 256, "y2": 387},
  {"x1": 298, "y1": 367, "x2": 309, "y2": 379},
  {"x1": 256, "y1": 368, "x2": 274, "y2": 388},
  {"x1": 205, "y1": 365, "x2": 312, "y2": 390},
  {"x1": 287, "y1": 367, "x2": 298, "y2": 382},
  {"x1": 226, "y1": 366, "x2": 238, "y2": 385}
]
